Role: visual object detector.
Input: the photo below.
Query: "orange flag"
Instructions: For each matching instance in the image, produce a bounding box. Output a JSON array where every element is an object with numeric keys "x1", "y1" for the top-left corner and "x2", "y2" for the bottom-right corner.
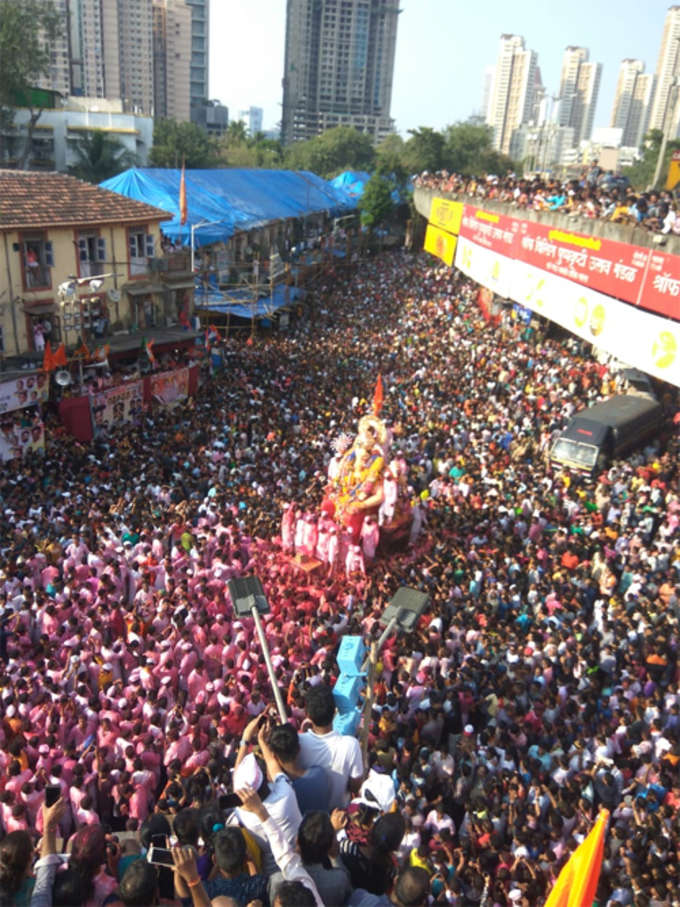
[
  {"x1": 75, "y1": 339, "x2": 90, "y2": 360},
  {"x1": 179, "y1": 162, "x2": 187, "y2": 226},
  {"x1": 42, "y1": 340, "x2": 55, "y2": 372},
  {"x1": 545, "y1": 809, "x2": 609, "y2": 907},
  {"x1": 372, "y1": 373, "x2": 384, "y2": 416},
  {"x1": 53, "y1": 342, "x2": 67, "y2": 367}
]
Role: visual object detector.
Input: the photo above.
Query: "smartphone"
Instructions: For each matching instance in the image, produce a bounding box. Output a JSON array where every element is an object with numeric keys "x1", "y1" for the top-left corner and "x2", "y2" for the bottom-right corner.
[
  {"x1": 45, "y1": 785, "x2": 61, "y2": 807},
  {"x1": 147, "y1": 846, "x2": 174, "y2": 867},
  {"x1": 151, "y1": 834, "x2": 167, "y2": 848}
]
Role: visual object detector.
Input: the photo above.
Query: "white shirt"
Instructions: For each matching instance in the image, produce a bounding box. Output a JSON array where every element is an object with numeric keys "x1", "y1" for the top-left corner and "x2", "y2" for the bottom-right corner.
[
  {"x1": 234, "y1": 774, "x2": 302, "y2": 875},
  {"x1": 298, "y1": 729, "x2": 363, "y2": 809}
]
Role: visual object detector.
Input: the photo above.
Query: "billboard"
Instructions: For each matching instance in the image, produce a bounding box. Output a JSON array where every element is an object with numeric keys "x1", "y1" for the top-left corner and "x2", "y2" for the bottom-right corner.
[
  {"x1": 428, "y1": 197, "x2": 464, "y2": 235},
  {"x1": 0, "y1": 374, "x2": 49, "y2": 414},
  {"x1": 424, "y1": 224, "x2": 457, "y2": 266}
]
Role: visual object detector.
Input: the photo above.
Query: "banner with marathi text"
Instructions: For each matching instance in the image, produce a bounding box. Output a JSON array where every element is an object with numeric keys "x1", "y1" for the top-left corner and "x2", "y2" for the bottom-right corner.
[
  {"x1": 452, "y1": 201, "x2": 680, "y2": 321},
  {"x1": 454, "y1": 233, "x2": 680, "y2": 388}
]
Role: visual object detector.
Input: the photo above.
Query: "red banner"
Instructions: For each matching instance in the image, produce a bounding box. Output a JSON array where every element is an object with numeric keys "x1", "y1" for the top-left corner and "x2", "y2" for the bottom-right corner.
[
  {"x1": 459, "y1": 205, "x2": 519, "y2": 255},
  {"x1": 514, "y1": 220, "x2": 649, "y2": 304},
  {"x1": 643, "y1": 249, "x2": 680, "y2": 320}
]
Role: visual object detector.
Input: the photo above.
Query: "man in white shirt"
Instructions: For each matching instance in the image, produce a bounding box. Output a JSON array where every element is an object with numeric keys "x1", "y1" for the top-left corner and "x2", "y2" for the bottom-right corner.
[{"x1": 297, "y1": 684, "x2": 364, "y2": 810}]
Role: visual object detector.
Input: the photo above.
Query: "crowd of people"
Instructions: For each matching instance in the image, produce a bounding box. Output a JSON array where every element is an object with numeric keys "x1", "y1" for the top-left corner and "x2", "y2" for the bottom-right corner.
[
  {"x1": 414, "y1": 167, "x2": 680, "y2": 233},
  {"x1": 1, "y1": 248, "x2": 680, "y2": 907}
]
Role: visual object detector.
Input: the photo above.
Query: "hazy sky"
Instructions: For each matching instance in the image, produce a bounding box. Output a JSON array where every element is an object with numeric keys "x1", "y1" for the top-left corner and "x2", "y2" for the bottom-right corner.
[{"x1": 209, "y1": 0, "x2": 674, "y2": 136}]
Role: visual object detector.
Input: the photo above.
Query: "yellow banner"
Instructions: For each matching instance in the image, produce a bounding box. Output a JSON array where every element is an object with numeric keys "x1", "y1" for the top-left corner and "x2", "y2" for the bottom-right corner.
[
  {"x1": 424, "y1": 224, "x2": 457, "y2": 266},
  {"x1": 428, "y1": 197, "x2": 463, "y2": 235},
  {"x1": 666, "y1": 158, "x2": 680, "y2": 190}
]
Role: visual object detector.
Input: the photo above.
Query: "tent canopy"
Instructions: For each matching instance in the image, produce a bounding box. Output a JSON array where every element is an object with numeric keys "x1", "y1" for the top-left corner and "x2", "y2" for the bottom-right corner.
[
  {"x1": 330, "y1": 169, "x2": 405, "y2": 205},
  {"x1": 100, "y1": 168, "x2": 357, "y2": 248},
  {"x1": 330, "y1": 170, "x2": 372, "y2": 199}
]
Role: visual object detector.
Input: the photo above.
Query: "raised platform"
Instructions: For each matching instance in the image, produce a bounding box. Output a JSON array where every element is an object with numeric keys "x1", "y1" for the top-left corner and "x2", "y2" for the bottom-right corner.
[{"x1": 289, "y1": 553, "x2": 324, "y2": 575}]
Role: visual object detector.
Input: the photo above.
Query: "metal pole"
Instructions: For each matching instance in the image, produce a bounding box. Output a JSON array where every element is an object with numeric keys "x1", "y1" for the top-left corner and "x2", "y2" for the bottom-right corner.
[
  {"x1": 360, "y1": 642, "x2": 377, "y2": 774},
  {"x1": 361, "y1": 616, "x2": 398, "y2": 672},
  {"x1": 251, "y1": 606, "x2": 287, "y2": 722},
  {"x1": 190, "y1": 224, "x2": 196, "y2": 274},
  {"x1": 2, "y1": 233, "x2": 20, "y2": 355},
  {"x1": 654, "y1": 85, "x2": 676, "y2": 189},
  {"x1": 654, "y1": 39, "x2": 680, "y2": 189}
]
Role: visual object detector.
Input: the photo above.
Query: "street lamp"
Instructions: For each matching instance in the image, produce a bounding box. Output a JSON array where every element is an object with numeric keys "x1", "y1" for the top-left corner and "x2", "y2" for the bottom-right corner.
[
  {"x1": 190, "y1": 219, "x2": 225, "y2": 274},
  {"x1": 653, "y1": 37, "x2": 680, "y2": 189}
]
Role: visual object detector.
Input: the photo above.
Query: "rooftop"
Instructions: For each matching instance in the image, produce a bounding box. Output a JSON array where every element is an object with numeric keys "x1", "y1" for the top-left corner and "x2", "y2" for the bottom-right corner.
[{"x1": 0, "y1": 170, "x2": 171, "y2": 231}]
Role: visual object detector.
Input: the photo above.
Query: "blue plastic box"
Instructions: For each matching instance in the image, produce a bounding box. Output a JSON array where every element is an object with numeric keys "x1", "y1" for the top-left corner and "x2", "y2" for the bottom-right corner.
[
  {"x1": 336, "y1": 636, "x2": 366, "y2": 676},
  {"x1": 333, "y1": 707, "x2": 361, "y2": 736},
  {"x1": 333, "y1": 673, "x2": 364, "y2": 713}
]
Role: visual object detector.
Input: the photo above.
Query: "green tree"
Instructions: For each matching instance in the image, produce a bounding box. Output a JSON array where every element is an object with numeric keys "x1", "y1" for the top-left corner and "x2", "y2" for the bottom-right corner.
[
  {"x1": 401, "y1": 127, "x2": 446, "y2": 175},
  {"x1": 217, "y1": 127, "x2": 283, "y2": 168},
  {"x1": 224, "y1": 119, "x2": 248, "y2": 145},
  {"x1": 375, "y1": 133, "x2": 408, "y2": 188},
  {"x1": 623, "y1": 129, "x2": 680, "y2": 190},
  {"x1": 443, "y1": 122, "x2": 512, "y2": 175},
  {"x1": 284, "y1": 126, "x2": 375, "y2": 177},
  {"x1": 358, "y1": 173, "x2": 394, "y2": 228},
  {"x1": 68, "y1": 130, "x2": 138, "y2": 183},
  {"x1": 149, "y1": 118, "x2": 218, "y2": 168},
  {"x1": 0, "y1": 0, "x2": 63, "y2": 167}
]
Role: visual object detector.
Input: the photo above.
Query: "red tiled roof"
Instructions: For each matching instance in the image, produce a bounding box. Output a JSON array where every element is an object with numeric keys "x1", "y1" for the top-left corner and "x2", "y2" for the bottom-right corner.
[{"x1": 0, "y1": 170, "x2": 171, "y2": 230}]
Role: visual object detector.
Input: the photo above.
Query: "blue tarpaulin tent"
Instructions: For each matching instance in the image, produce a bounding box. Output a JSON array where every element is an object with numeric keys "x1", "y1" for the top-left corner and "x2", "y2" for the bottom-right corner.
[
  {"x1": 330, "y1": 170, "x2": 371, "y2": 199},
  {"x1": 193, "y1": 283, "x2": 304, "y2": 319},
  {"x1": 100, "y1": 168, "x2": 357, "y2": 248}
]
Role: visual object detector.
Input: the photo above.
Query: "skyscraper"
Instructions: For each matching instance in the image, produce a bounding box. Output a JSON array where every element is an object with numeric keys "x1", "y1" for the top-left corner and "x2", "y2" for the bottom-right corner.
[
  {"x1": 557, "y1": 47, "x2": 601, "y2": 146},
  {"x1": 115, "y1": 0, "x2": 155, "y2": 114},
  {"x1": 281, "y1": 0, "x2": 400, "y2": 145},
  {"x1": 28, "y1": 0, "x2": 200, "y2": 120},
  {"x1": 67, "y1": 0, "x2": 106, "y2": 98},
  {"x1": 184, "y1": 0, "x2": 210, "y2": 123},
  {"x1": 649, "y1": 6, "x2": 680, "y2": 137},
  {"x1": 238, "y1": 107, "x2": 264, "y2": 136},
  {"x1": 611, "y1": 60, "x2": 656, "y2": 148},
  {"x1": 153, "y1": 0, "x2": 192, "y2": 122},
  {"x1": 485, "y1": 35, "x2": 538, "y2": 156}
]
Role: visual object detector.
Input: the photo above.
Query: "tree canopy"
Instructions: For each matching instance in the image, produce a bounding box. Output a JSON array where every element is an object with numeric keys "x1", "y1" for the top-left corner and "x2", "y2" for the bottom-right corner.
[
  {"x1": 218, "y1": 126, "x2": 283, "y2": 169},
  {"x1": 149, "y1": 119, "x2": 219, "y2": 169},
  {"x1": 68, "y1": 131, "x2": 138, "y2": 183},
  {"x1": 397, "y1": 122, "x2": 515, "y2": 176},
  {"x1": 358, "y1": 173, "x2": 394, "y2": 228},
  {"x1": 0, "y1": 0, "x2": 63, "y2": 165},
  {"x1": 283, "y1": 126, "x2": 375, "y2": 178},
  {"x1": 623, "y1": 129, "x2": 680, "y2": 190}
]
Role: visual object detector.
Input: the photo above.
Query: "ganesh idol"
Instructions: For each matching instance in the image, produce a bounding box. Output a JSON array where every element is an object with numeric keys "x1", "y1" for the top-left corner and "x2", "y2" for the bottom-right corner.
[{"x1": 323, "y1": 414, "x2": 389, "y2": 543}]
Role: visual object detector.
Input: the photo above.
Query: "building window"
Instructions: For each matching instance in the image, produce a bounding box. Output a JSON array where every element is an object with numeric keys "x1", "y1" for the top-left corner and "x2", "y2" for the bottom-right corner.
[
  {"x1": 77, "y1": 232, "x2": 106, "y2": 278},
  {"x1": 128, "y1": 227, "x2": 155, "y2": 276},
  {"x1": 21, "y1": 234, "x2": 53, "y2": 290}
]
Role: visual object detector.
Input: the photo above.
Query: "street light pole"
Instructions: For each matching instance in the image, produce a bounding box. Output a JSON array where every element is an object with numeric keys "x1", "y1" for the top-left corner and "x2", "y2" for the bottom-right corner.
[
  {"x1": 190, "y1": 220, "x2": 224, "y2": 273},
  {"x1": 654, "y1": 37, "x2": 680, "y2": 189}
]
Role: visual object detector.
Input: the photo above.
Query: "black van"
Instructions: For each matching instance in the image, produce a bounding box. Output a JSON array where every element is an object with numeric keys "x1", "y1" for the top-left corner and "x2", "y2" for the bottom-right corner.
[{"x1": 550, "y1": 394, "x2": 664, "y2": 476}]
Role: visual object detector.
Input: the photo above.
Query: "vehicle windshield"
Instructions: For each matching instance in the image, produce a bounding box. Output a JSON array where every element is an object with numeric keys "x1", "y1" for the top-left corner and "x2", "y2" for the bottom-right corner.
[{"x1": 552, "y1": 438, "x2": 598, "y2": 468}]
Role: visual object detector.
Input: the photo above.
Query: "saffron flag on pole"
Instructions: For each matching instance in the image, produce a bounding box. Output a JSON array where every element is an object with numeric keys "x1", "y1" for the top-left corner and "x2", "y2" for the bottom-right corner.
[
  {"x1": 145, "y1": 337, "x2": 157, "y2": 367},
  {"x1": 372, "y1": 373, "x2": 384, "y2": 416},
  {"x1": 42, "y1": 340, "x2": 55, "y2": 372},
  {"x1": 544, "y1": 809, "x2": 609, "y2": 907},
  {"x1": 53, "y1": 342, "x2": 68, "y2": 367},
  {"x1": 179, "y1": 162, "x2": 187, "y2": 226}
]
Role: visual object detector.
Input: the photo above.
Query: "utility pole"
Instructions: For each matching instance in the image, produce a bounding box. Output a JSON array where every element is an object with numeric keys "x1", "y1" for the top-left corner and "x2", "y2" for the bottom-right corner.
[{"x1": 653, "y1": 37, "x2": 680, "y2": 189}]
